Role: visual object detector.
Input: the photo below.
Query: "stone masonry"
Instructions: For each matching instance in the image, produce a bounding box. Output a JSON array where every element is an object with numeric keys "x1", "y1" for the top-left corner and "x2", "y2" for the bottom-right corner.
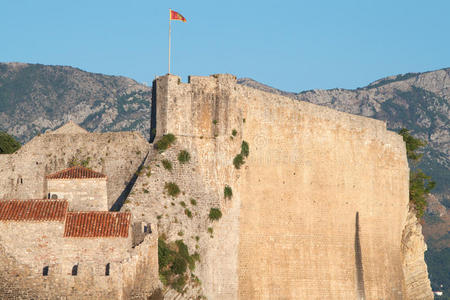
[
  {"x1": 123, "y1": 74, "x2": 433, "y2": 299},
  {"x1": 0, "y1": 124, "x2": 160, "y2": 299},
  {"x1": 0, "y1": 73, "x2": 434, "y2": 299}
]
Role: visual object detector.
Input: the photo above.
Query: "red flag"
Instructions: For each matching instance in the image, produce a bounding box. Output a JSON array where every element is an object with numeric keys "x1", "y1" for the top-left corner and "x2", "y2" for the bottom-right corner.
[{"x1": 170, "y1": 10, "x2": 186, "y2": 22}]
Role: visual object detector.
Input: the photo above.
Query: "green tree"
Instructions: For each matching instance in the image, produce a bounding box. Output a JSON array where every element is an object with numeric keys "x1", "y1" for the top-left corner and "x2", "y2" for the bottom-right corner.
[
  {"x1": 0, "y1": 131, "x2": 21, "y2": 154},
  {"x1": 399, "y1": 128, "x2": 435, "y2": 218}
]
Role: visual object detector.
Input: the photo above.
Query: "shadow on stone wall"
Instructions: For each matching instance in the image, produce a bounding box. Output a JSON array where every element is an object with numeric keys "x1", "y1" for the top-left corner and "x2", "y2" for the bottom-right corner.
[
  {"x1": 355, "y1": 211, "x2": 366, "y2": 300},
  {"x1": 110, "y1": 152, "x2": 149, "y2": 212},
  {"x1": 149, "y1": 80, "x2": 157, "y2": 143}
]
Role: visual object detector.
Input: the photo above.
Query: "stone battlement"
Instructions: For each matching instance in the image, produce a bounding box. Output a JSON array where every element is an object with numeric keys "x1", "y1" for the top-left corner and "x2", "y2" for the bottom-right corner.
[{"x1": 153, "y1": 74, "x2": 405, "y2": 155}]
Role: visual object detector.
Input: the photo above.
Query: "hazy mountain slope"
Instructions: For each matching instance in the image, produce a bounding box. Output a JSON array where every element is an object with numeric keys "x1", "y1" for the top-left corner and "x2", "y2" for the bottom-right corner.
[{"x1": 0, "y1": 62, "x2": 152, "y2": 142}]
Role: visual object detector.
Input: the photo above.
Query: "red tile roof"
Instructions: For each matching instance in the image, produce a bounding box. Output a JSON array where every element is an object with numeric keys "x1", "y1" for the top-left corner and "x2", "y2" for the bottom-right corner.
[
  {"x1": 64, "y1": 212, "x2": 131, "y2": 238},
  {"x1": 0, "y1": 200, "x2": 68, "y2": 222},
  {"x1": 46, "y1": 166, "x2": 106, "y2": 180}
]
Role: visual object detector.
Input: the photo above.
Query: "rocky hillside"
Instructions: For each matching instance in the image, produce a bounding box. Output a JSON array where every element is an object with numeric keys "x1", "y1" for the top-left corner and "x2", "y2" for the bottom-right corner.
[{"x1": 0, "y1": 62, "x2": 152, "y2": 142}]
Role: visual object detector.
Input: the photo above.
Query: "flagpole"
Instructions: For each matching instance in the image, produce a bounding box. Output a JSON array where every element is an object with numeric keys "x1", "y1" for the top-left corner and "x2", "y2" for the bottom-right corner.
[{"x1": 168, "y1": 9, "x2": 171, "y2": 74}]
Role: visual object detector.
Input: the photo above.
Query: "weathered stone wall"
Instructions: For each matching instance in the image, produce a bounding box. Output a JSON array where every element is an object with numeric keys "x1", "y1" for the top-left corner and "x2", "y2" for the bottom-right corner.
[
  {"x1": 0, "y1": 220, "x2": 131, "y2": 275},
  {"x1": 47, "y1": 178, "x2": 108, "y2": 211},
  {"x1": 0, "y1": 127, "x2": 149, "y2": 209},
  {"x1": 136, "y1": 74, "x2": 431, "y2": 299},
  {"x1": 402, "y1": 206, "x2": 434, "y2": 299},
  {"x1": 0, "y1": 220, "x2": 159, "y2": 299}
]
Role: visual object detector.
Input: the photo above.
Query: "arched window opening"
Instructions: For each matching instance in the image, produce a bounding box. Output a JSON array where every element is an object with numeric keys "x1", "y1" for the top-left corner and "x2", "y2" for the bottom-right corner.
[
  {"x1": 43, "y1": 266, "x2": 49, "y2": 276},
  {"x1": 72, "y1": 264, "x2": 78, "y2": 276},
  {"x1": 105, "y1": 263, "x2": 110, "y2": 276},
  {"x1": 51, "y1": 194, "x2": 58, "y2": 199}
]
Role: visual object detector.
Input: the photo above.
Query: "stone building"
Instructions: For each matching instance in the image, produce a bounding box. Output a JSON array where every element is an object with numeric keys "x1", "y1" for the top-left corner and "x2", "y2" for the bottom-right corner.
[
  {"x1": 0, "y1": 165, "x2": 159, "y2": 299},
  {"x1": 46, "y1": 166, "x2": 108, "y2": 211}
]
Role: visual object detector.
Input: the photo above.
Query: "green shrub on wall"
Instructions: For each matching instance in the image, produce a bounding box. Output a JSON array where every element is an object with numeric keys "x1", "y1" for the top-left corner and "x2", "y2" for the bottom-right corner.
[
  {"x1": 399, "y1": 128, "x2": 435, "y2": 218},
  {"x1": 155, "y1": 133, "x2": 176, "y2": 152},
  {"x1": 162, "y1": 159, "x2": 173, "y2": 171},
  {"x1": 241, "y1": 141, "x2": 249, "y2": 157},
  {"x1": 209, "y1": 208, "x2": 222, "y2": 221},
  {"x1": 233, "y1": 154, "x2": 244, "y2": 169},
  {"x1": 224, "y1": 185, "x2": 232, "y2": 199},
  {"x1": 178, "y1": 150, "x2": 191, "y2": 164},
  {"x1": 164, "y1": 182, "x2": 180, "y2": 197},
  {"x1": 158, "y1": 238, "x2": 200, "y2": 293}
]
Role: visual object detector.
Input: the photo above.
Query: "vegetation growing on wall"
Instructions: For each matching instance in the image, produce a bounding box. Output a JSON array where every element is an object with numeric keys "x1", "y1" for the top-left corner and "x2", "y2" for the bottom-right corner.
[
  {"x1": 162, "y1": 159, "x2": 173, "y2": 171},
  {"x1": 155, "y1": 133, "x2": 176, "y2": 152},
  {"x1": 164, "y1": 182, "x2": 181, "y2": 197},
  {"x1": 208, "y1": 208, "x2": 222, "y2": 221},
  {"x1": 178, "y1": 150, "x2": 190, "y2": 164},
  {"x1": 158, "y1": 238, "x2": 200, "y2": 293},
  {"x1": 224, "y1": 185, "x2": 233, "y2": 199},
  {"x1": 241, "y1": 141, "x2": 249, "y2": 157},
  {"x1": 233, "y1": 154, "x2": 244, "y2": 169},
  {"x1": 68, "y1": 156, "x2": 91, "y2": 168},
  {"x1": 233, "y1": 140, "x2": 250, "y2": 169},
  {"x1": 399, "y1": 128, "x2": 435, "y2": 218},
  {"x1": 0, "y1": 131, "x2": 21, "y2": 154}
]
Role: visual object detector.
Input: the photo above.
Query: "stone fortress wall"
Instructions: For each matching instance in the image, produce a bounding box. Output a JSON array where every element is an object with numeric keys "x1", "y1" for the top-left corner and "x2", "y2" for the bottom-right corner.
[
  {"x1": 0, "y1": 73, "x2": 433, "y2": 299},
  {"x1": 136, "y1": 74, "x2": 432, "y2": 299}
]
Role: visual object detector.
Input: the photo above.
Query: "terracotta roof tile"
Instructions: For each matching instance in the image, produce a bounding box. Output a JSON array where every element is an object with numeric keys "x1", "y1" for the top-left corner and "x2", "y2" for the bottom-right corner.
[
  {"x1": 64, "y1": 212, "x2": 131, "y2": 238},
  {"x1": 46, "y1": 166, "x2": 106, "y2": 180},
  {"x1": 0, "y1": 200, "x2": 68, "y2": 222}
]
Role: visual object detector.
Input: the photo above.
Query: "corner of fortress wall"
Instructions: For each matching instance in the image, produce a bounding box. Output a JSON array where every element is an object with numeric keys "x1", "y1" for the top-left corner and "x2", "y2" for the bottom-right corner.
[{"x1": 153, "y1": 74, "x2": 432, "y2": 299}]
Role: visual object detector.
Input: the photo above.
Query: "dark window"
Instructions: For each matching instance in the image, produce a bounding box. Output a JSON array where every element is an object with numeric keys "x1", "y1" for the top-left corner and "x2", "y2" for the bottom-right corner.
[
  {"x1": 72, "y1": 264, "x2": 78, "y2": 276},
  {"x1": 47, "y1": 193, "x2": 51, "y2": 199},
  {"x1": 51, "y1": 194, "x2": 58, "y2": 199},
  {"x1": 20, "y1": 178, "x2": 23, "y2": 184},
  {"x1": 105, "y1": 263, "x2": 110, "y2": 276},
  {"x1": 43, "y1": 266, "x2": 49, "y2": 276}
]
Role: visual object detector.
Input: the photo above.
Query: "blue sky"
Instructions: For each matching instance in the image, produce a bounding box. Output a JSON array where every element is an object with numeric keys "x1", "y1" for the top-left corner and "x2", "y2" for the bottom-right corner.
[{"x1": 1, "y1": 0, "x2": 449, "y2": 92}]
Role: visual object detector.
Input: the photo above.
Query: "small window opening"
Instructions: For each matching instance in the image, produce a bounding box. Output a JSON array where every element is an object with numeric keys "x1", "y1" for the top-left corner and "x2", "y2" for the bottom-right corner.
[
  {"x1": 43, "y1": 266, "x2": 49, "y2": 276},
  {"x1": 71, "y1": 264, "x2": 78, "y2": 276},
  {"x1": 105, "y1": 263, "x2": 110, "y2": 276},
  {"x1": 51, "y1": 194, "x2": 58, "y2": 199},
  {"x1": 47, "y1": 193, "x2": 51, "y2": 199},
  {"x1": 20, "y1": 178, "x2": 23, "y2": 184}
]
